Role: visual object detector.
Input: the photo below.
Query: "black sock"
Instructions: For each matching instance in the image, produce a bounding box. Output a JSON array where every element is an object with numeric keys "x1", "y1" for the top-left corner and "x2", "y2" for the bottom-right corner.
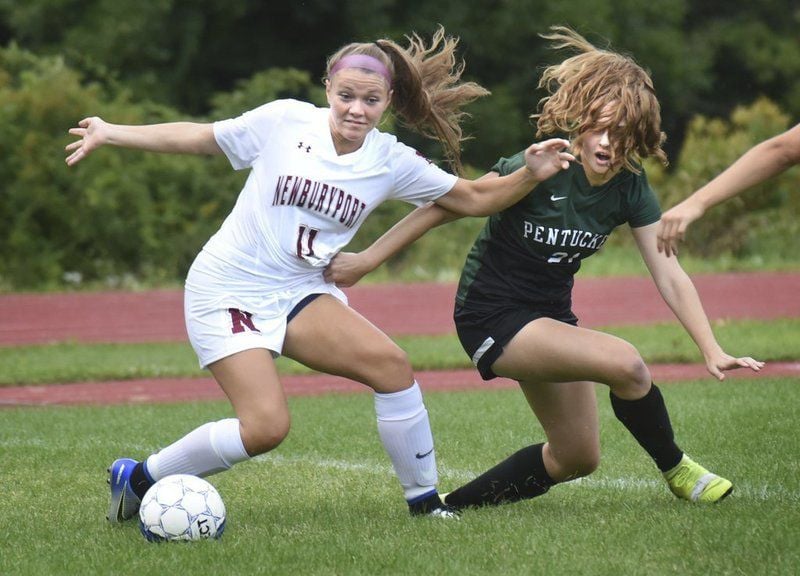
[
  {"x1": 129, "y1": 462, "x2": 154, "y2": 499},
  {"x1": 610, "y1": 384, "x2": 683, "y2": 472},
  {"x1": 446, "y1": 443, "x2": 555, "y2": 508}
]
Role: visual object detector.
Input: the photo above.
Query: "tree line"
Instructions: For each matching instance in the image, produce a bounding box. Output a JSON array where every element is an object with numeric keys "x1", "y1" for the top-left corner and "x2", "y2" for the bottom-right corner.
[{"x1": 1, "y1": 0, "x2": 798, "y2": 289}]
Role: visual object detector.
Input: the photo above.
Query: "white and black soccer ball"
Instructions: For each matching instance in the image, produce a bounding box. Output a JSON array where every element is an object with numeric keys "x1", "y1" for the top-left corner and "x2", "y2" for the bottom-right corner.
[{"x1": 138, "y1": 474, "x2": 226, "y2": 542}]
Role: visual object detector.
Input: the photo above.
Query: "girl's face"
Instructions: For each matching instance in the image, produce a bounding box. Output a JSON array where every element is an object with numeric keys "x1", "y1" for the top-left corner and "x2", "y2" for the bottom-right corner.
[
  {"x1": 326, "y1": 68, "x2": 391, "y2": 155},
  {"x1": 578, "y1": 127, "x2": 621, "y2": 186},
  {"x1": 577, "y1": 102, "x2": 625, "y2": 186}
]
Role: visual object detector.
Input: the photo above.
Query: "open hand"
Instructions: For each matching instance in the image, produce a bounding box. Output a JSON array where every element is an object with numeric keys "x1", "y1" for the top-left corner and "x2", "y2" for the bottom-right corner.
[
  {"x1": 705, "y1": 350, "x2": 764, "y2": 381},
  {"x1": 65, "y1": 116, "x2": 108, "y2": 166},
  {"x1": 523, "y1": 138, "x2": 575, "y2": 182}
]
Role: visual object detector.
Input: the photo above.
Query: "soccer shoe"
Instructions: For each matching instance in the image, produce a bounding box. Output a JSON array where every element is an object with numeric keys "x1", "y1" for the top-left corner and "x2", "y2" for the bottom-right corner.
[
  {"x1": 663, "y1": 455, "x2": 733, "y2": 503},
  {"x1": 107, "y1": 458, "x2": 141, "y2": 522},
  {"x1": 408, "y1": 491, "x2": 460, "y2": 518},
  {"x1": 426, "y1": 505, "x2": 460, "y2": 519}
]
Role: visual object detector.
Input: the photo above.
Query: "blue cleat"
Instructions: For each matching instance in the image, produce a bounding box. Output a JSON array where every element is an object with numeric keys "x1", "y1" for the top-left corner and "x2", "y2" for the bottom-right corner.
[
  {"x1": 106, "y1": 458, "x2": 141, "y2": 523},
  {"x1": 408, "y1": 490, "x2": 460, "y2": 518}
]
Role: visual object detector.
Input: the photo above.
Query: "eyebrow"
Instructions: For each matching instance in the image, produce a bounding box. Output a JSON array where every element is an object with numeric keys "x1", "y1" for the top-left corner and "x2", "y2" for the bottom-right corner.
[{"x1": 335, "y1": 83, "x2": 387, "y2": 96}]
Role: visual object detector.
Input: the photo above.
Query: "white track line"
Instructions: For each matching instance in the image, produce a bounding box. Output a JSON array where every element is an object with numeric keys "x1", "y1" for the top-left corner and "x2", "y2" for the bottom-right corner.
[{"x1": 256, "y1": 453, "x2": 800, "y2": 503}]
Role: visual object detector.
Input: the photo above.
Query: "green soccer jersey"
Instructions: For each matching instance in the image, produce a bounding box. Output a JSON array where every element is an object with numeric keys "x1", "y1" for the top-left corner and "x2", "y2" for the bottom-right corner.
[{"x1": 456, "y1": 150, "x2": 662, "y2": 308}]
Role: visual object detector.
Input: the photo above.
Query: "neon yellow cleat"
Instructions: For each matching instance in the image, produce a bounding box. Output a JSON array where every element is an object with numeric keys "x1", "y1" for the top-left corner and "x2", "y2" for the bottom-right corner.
[{"x1": 663, "y1": 455, "x2": 733, "y2": 503}]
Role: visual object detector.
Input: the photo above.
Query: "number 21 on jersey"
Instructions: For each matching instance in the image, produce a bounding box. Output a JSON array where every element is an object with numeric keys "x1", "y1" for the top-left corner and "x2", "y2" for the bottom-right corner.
[{"x1": 547, "y1": 251, "x2": 580, "y2": 264}]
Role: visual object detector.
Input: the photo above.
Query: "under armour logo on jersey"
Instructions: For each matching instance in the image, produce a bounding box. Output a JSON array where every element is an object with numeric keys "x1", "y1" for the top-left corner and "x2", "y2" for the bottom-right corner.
[{"x1": 297, "y1": 141, "x2": 311, "y2": 153}]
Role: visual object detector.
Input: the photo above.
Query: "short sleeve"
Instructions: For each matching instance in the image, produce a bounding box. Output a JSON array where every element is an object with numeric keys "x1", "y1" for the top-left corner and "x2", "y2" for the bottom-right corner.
[
  {"x1": 490, "y1": 151, "x2": 526, "y2": 176},
  {"x1": 213, "y1": 100, "x2": 294, "y2": 170},
  {"x1": 389, "y1": 143, "x2": 459, "y2": 206},
  {"x1": 627, "y1": 170, "x2": 662, "y2": 228}
]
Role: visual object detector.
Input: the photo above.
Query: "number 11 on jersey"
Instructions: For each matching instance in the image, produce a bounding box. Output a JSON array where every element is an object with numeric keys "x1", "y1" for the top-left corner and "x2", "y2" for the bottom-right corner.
[{"x1": 296, "y1": 225, "x2": 319, "y2": 259}]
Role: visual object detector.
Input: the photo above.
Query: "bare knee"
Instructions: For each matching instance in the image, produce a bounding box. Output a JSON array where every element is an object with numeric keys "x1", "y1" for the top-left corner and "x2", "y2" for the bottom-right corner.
[
  {"x1": 547, "y1": 443, "x2": 600, "y2": 482},
  {"x1": 382, "y1": 343, "x2": 412, "y2": 373},
  {"x1": 609, "y1": 343, "x2": 651, "y2": 399},
  {"x1": 363, "y1": 343, "x2": 414, "y2": 392},
  {"x1": 239, "y1": 407, "x2": 291, "y2": 456}
]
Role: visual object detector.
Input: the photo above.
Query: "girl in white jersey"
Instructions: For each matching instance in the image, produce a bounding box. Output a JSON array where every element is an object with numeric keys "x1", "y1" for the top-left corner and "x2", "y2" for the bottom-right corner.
[
  {"x1": 65, "y1": 27, "x2": 574, "y2": 520},
  {"x1": 327, "y1": 27, "x2": 764, "y2": 510}
]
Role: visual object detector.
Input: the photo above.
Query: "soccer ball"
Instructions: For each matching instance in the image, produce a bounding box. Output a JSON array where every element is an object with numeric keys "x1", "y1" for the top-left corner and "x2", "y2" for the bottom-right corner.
[{"x1": 138, "y1": 474, "x2": 226, "y2": 542}]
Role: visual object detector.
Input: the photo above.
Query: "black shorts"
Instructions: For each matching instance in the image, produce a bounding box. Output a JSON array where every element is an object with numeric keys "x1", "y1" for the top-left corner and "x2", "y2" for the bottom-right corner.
[{"x1": 454, "y1": 296, "x2": 578, "y2": 381}]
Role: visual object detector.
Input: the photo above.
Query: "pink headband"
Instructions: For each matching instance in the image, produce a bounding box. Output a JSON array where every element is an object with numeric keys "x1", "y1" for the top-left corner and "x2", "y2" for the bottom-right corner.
[{"x1": 329, "y1": 54, "x2": 392, "y2": 88}]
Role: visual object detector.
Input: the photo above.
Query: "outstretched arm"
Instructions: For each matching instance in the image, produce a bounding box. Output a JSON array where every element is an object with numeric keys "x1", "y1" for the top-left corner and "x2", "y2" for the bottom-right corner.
[
  {"x1": 326, "y1": 139, "x2": 574, "y2": 287},
  {"x1": 325, "y1": 201, "x2": 462, "y2": 287},
  {"x1": 324, "y1": 138, "x2": 575, "y2": 287},
  {"x1": 434, "y1": 138, "x2": 574, "y2": 216},
  {"x1": 633, "y1": 223, "x2": 764, "y2": 380},
  {"x1": 65, "y1": 116, "x2": 222, "y2": 166},
  {"x1": 657, "y1": 123, "x2": 800, "y2": 256}
]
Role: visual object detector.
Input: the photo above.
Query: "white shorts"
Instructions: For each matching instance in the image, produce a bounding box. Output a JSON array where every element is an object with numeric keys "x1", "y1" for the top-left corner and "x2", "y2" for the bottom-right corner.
[{"x1": 184, "y1": 251, "x2": 347, "y2": 368}]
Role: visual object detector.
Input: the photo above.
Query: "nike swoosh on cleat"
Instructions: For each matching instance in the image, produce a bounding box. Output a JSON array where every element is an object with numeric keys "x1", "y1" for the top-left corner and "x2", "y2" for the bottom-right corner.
[
  {"x1": 415, "y1": 448, "x2": 434, "y2": 459},
  {"x1": 550, "y1": 195, "x2": 568, "y2": 201},
  {"x1": 116, "y1": 464, "x2": 126, "y2": 484}
]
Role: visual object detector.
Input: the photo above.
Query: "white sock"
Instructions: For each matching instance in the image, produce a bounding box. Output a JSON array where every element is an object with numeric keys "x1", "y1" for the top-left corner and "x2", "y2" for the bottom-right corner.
[
  {"x1": 374, "y1": 381, "x2": 439, "y2": 501},
  {"x1": 145, "y1": 418, "x2": 249, "y2": 481}
]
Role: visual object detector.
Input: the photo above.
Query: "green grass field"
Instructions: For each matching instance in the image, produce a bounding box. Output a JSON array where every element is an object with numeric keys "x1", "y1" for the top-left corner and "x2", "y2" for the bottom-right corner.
[
  {"x1": 1, "y1": 378, "x2": 798, "y2": 575},
  {"x1": 1, "y1": 318, "x2": 799, "y2": 386},
  {"x1": 1, "y1": 311, "x2": 798, "y2": 575}
]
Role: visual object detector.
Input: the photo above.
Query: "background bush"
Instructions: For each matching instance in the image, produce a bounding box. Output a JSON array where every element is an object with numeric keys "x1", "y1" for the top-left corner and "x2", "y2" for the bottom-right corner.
[
  {"x1": 0, "y1": 45, "x2": 239, "y2": 289},
  {"x1": 654, "y1": 99, "x2": 800, "y2": 261},
  {"x1": 1, "y1": 0, "x2": 798, "y2": 290}
]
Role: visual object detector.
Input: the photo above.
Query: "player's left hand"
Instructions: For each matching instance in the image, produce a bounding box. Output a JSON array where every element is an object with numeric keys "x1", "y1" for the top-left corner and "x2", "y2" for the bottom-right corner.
[
  {"x1": 704, "y1": 350, "x2": 764, "y2": 381},
  {"x1": 523, "y1": 138, "x2": 575, "y2": 182},
  {"x1": 324, "y1": 252, "x2": 372, "y2": 287}
]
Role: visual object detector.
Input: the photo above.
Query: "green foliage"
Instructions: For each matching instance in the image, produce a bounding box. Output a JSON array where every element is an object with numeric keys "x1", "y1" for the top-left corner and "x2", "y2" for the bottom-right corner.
[
  {"x1": 657, "y1": 98, "x2": 800, "y2": 259},
  {"x1": 687, "y1": 9, "x2": 800, "y2": 120},
  {"x1": 3, "y1": 0, "x2": 798, "y2": 159},
  {"x1": 0, "y1": 44, "x2": 236, "y2": 289},
  {"x1": 209, "y1": 68, "x2": 326, "y2": 118},
  {"x1": 0, "y1": 46, "x2": 344, "y2": 290},
  {"x1": 2, "y1": 3, "x2": 800, "y2": 290}
]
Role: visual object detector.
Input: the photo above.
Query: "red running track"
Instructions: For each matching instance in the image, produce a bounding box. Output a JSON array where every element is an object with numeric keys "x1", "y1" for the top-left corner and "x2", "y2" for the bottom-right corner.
[
  {"x1": 1, "y1": 272, "x2": 798, "y2": 406},
  {"x1": 2, "y1": 272, "x2": 800, "y2": 346},
  {"x1": 3, "y1": 364, "x2": 799, "y2": 406}
]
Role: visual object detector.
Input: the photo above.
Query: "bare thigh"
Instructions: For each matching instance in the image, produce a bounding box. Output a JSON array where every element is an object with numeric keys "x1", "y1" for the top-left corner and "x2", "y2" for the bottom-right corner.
[
  {"x1": 493, "y1": 317, "x2": 651, "y2": 399},
  {"x1": 519, "y1": 379, "x2": 600, "y2": 481},
  {"x1": 207, "y1": 348, "x2": 290, "y2": 455},
  {"x1": 283, "y1": 294, "x2": 414, "y2": 393}
]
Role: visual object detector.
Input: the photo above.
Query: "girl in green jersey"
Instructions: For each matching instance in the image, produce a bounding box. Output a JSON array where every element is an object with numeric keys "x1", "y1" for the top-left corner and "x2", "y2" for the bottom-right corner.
[{"x1": 325, "y1": 27, "x2": 763, "y2": 508}]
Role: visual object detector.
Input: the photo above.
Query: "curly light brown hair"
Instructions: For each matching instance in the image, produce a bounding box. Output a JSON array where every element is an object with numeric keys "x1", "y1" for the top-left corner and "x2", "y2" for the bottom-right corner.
[
  {"x1": 325, "y1": 26, "x2": 489, "y2": 175},
  {"x1": 532, "y1": 26, "x2": 668, "y2": 172}
]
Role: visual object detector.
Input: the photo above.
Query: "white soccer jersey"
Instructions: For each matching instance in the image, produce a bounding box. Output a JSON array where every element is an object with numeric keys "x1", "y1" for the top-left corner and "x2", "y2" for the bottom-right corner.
[{"x1": 203, "y1": 99, "x2": 458, "y2": 290}]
